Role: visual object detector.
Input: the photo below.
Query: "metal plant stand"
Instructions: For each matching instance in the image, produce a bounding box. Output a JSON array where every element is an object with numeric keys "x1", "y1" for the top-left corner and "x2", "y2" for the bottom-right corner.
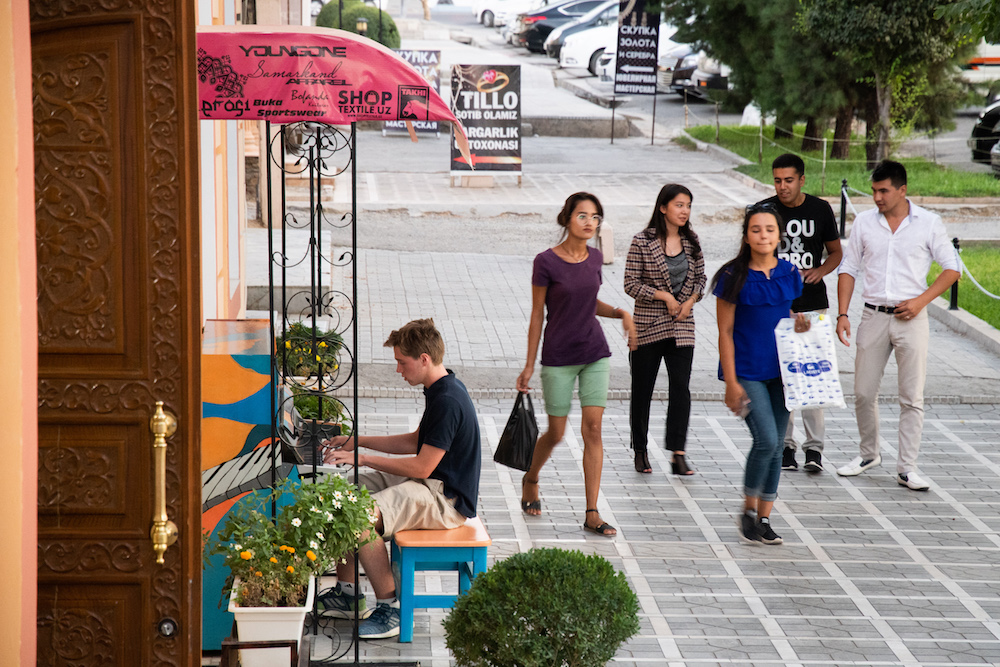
[{"x1": 264, "y1": 120, "x2": 361, "y2": 665}]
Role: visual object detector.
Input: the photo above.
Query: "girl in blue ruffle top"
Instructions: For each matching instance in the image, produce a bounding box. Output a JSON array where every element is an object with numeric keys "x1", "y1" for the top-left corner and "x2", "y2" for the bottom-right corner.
[{"x1": 712, "y1": 202, "x2": 811, "y2": 546}]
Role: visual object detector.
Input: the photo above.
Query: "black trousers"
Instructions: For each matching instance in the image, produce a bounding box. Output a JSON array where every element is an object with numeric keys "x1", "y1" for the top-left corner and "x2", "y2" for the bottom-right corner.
[{"x1": 629, "y1": 338, "x2": 694, "y2": 453}]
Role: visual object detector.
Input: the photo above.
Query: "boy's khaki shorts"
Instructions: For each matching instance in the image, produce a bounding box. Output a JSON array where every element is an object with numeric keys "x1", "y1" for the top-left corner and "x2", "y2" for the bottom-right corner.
[{"x1": 358, "y1": 470, "x2": 466, "y2": 539}]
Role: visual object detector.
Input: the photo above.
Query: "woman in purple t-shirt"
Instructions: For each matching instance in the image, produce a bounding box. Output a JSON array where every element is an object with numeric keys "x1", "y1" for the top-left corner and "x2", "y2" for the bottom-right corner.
[{"x1": 516, "y1": 192, "x2": 636, "y2": 537}]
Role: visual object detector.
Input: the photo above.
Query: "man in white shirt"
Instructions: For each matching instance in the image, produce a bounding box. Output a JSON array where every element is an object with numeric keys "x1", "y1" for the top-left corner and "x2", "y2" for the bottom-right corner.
[{"x1": 834, "y1": 160, "x2": 960, "y2": 490}]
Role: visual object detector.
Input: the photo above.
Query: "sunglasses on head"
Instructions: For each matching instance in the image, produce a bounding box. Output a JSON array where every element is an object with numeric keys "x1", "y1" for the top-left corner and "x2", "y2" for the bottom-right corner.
[{"x1": 745, "y1": 202, "x2": 779, "y2": 215}]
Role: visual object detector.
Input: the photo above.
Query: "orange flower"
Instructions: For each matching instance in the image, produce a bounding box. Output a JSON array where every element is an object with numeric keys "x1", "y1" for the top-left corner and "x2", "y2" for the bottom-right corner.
[
  {"x1": 269, "y1": 557, "x2": 278, "y2": 563},
  {"x1": 286, "y1": 566, "x2": 295, "y2": 573},
  {"x1": 240, "y1": 550, "x2": 252, "y2": 560},
  {"x1": 306, "y1": 550, "x2": 317, "y2": 562},
  {"x1": 255, "y1": 571, "x2": 263, "y2": 577}
]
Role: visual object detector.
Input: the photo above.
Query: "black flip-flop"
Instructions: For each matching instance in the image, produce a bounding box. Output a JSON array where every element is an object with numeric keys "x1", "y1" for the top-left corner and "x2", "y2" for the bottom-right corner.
[
  {"x1": 583, "y1": 509, "x2": 616, "y2": 536},
  {"x1": 521, "y1": 475, "x2": 541, "y2": 515}
]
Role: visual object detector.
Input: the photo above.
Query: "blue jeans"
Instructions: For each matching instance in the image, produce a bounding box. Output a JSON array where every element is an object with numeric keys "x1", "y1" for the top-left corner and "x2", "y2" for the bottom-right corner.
[{"x1": 740, "y1": 377, "x2": 789, "y2": 502}]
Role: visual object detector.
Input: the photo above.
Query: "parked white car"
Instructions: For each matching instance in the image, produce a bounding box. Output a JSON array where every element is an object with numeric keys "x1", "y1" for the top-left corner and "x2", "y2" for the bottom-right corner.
[
  {"x1": 559, "y1": 24, "x2": 616, "y2": 75},
  {"x1": 474, "y1": 0, "x2": 538, "y2": 27}
]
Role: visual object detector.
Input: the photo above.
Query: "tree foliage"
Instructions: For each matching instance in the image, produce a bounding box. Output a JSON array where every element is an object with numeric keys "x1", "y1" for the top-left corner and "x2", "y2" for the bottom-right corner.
[
  {"x1": 663, "y1": 0, "x2": 855, "y2": 154},
  {"x1": 800, "y1": 0, "x2": 963, "y2": 164},
  {"x1": 316, "y1": 1, "x2": 401, "y2": 49},
  {"x1": 934, "y1": 0, "x2": 1000, "y2": 44}
]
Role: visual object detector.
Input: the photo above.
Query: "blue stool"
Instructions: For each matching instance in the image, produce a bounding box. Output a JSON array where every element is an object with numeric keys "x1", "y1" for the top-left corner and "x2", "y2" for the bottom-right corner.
[{"x1": 390, "y1": 516, "x2": 491, "y2": 643}]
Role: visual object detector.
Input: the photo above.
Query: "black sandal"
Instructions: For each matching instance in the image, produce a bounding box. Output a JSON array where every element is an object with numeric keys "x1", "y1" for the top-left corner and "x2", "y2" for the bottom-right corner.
[
  {"x1": 671, "y1": 453, "x2": 694, "y2": 476},
  {"x1": 521, "y1": 475, "x2": 541, "y2": 515},
  {"x1": 634, "y1": 449, "x2": 652, "y2": 474},
  {"x1": 583, "y1": 509, "x2": 616, "y2": 536}
]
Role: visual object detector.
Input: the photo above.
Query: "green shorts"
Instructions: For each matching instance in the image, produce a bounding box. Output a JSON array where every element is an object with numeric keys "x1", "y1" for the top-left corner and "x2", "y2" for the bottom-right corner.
[{"x1": 540, "y1": 357, "x2": 610, "y2": 417}]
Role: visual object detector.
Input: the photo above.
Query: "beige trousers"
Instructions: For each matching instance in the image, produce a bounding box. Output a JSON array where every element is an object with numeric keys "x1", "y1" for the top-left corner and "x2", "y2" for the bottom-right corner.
[
  {"x1": 784, "y1": 408, "x2": 825, "y2": 452},
  {"x1": 853, "y1": 307, "x2": 930, "y2": 474},
  {"x1": 785, "y1": 308, "x2": 827, "y2": 453}
]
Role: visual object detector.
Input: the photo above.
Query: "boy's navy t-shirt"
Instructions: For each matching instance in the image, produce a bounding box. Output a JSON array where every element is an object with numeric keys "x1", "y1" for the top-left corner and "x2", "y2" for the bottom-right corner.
[{"x1": 417, "y1": 370, "x2": 481, "y2": 518}]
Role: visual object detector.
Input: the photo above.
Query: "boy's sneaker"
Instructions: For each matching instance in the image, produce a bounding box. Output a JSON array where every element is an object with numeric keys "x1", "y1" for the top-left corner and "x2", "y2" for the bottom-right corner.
[
  {"x1": 358, "y1": 601, "x2": 401, "y2": 639},
  {"x1": 757, "y1": 517, "x2": 783, "y2": 545},
  {"x1": 803, "y1": 450, "x2": 823, "y2": 473},
  {"x1": 316, "y1": 585, "x2": 372, "y2": 619},
  {"x1": 738, "y1": 511, "x2": 762, "y2": 545},
  {"x1": 781, "y1": 448, "x2": 798, "y2": 470},
  {"x1": 897, "y1": 471, "x2": 931, "y2": 491},
  {"x1": 837, "y1": 454, "x2": 881, "y2": 476}
]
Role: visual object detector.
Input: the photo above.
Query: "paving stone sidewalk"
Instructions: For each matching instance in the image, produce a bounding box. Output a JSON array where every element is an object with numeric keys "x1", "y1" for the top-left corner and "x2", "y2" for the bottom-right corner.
[
  {"x1": 248, "y1": 231, "x2": 1000, "y2": 403},
  {"x1": 307, "y1": 397, "x2": 1000, "y2": 666}
]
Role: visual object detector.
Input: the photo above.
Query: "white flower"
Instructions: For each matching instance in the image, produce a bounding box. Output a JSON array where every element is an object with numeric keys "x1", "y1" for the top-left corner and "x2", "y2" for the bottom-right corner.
[
  {"x1": 310, "y1": 540, "x2": 319, "y2": 549},
  {"x1": 310, "y1": 506, "x2": 320, "y2": 513},
  {"x1": 347, "y1": 493, "x2": 356, "y2": 503},
  {"x1": 341, "y1": 558, "x2": 347, "y2": 565},
  {"x1": 291, "y1": 518, "x2": 302, "y2": 527},
  {"x1": 316, "y1": 532, "x2": 325, "y2": 541},
  {"x1": 333, "y1": 491, "x2": 343, "y2": 500},
  {"x1": 333, "y1": 500, "x2": 342, "y2": 510},
  {"x1": 325, "y1": 511, "x2": 334, "y2": 521},
  {"x1": 233, "y1": 544, "x2": 243, "y2": 550}
]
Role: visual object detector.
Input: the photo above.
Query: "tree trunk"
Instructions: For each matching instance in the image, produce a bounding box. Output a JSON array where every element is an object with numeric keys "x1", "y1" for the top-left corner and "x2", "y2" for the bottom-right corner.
[
  {"x1": 801, "y1": 117, "x2": 824, "y2": 152},
  {"x1": 832, "y1": 104, "x2": 853, "y2": 160},
  {"x1": 421, "y1": 0, "x2": 431, "y2": 20},
  {"x1": 774, "y1": 109, "x2": 794, "y2": 140},
  {"x1": 863, "y1": 88, "x2": 879, "y2": 169},
  {"x1": 873, "y1": 70, "x2": 892, "y2": 164}
]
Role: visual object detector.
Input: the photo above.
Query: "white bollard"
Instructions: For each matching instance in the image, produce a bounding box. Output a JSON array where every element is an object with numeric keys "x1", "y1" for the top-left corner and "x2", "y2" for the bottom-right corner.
[{"x1": 598, "y1": 221, "x2": 614, "y2": 264}]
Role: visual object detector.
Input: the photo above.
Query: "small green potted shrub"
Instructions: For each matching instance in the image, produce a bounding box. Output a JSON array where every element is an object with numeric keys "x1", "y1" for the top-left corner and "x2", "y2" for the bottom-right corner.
[
  {"x1": 290, "y1": 388, "x2": 353, "y2": 463},
  {"x1": 276, "y1": 321, "x2": 343, "y2": 379},
  {"x1": 443, "y1": 548, "x2": 640, "y2": 667}
]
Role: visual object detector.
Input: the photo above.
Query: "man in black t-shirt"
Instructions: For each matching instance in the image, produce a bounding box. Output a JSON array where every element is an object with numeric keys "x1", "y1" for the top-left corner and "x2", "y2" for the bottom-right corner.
[
  {"x1": 318, "y1": 319, "x2": 481, "y2": 639},
  {"x1": 758, "y1": 153, "x2": 842, "y2": 473}
]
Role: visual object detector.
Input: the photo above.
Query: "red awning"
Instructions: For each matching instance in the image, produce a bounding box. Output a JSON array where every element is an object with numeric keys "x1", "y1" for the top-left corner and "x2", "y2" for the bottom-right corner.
[{"x1": 197, "y1": 25, "x2": 470, "y2": 162}]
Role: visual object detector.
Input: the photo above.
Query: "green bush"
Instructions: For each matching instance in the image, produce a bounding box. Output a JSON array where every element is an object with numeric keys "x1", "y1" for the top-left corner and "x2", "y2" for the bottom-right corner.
[
  {"x1": 316, "y1": 1, "x2": 400, "y2": 49},
  {"x1": 443, "y1": 548, "x2": 640, "y2": 667},
  {"x1": 929, "y1": 244, "x2": 1000, "y2": 330}
]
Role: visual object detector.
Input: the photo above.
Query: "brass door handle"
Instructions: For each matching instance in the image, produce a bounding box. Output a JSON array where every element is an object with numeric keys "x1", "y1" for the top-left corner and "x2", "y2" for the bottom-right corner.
[{"x1": 150, "y1": 401, "x2": 178, "y2": 564}]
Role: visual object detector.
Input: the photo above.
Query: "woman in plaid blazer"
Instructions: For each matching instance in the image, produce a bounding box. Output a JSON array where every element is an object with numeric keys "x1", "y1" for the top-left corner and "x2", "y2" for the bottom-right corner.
[{"x1": 624, "y1": 184, "x2": 706, "y2": 475}]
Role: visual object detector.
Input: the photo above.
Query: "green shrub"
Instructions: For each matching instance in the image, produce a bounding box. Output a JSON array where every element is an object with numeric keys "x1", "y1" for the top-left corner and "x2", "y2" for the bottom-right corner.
[
  {"x1": 443, "y1": 548, "x2": 640, "y2": 667},
  {"x1": 316, "y1": 1, "x2": 400, "y2": 49},
  {"x1": 275, "y1": 320, "x2": 343, "y2": 378}
]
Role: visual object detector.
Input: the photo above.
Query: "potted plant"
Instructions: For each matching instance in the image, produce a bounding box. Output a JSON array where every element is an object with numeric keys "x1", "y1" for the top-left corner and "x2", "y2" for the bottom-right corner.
[
  {"x1": 443, "y1": 548, "x2": 640, "y2": 667},
  {"x1": 209, "y1": 475, "x2": 377, "y2": 666},
  {"x1": 276, "y1": 321, "x2": 343, "y2": 379},
  {"x1": 289, "y1": 388, "x2": 353, "y2": 464}
]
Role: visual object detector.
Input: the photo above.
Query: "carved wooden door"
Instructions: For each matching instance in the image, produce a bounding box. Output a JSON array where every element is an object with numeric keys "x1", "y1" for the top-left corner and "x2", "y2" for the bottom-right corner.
[{"x1": 31, "y1": 0, "x2": 202, "y2": 664}]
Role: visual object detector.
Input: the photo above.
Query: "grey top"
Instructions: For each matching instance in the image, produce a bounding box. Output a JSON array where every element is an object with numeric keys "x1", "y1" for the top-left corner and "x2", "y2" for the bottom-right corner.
[{"x1": 665, "y1": 250, "x2": 688, "y2": 298}]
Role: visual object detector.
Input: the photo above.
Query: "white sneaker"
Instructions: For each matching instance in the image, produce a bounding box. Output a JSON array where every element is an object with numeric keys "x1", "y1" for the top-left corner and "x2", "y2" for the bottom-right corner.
[
  {"x1": 897, "y1": 471, "x2": 930, "y2": 491},
  {"x1": 836, "y1": 454, "x2": 882, "y2": 476}
]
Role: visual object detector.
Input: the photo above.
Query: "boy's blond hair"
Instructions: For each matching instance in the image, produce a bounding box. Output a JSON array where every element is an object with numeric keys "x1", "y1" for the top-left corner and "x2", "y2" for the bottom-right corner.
[{"x1": 384, "y1": 318, "x2": 445, "y2": 365}]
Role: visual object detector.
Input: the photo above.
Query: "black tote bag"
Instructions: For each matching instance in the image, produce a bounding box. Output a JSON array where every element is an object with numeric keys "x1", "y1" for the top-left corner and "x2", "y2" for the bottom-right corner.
[{"x1": 494, "y1": 392, "x2": 539, "y2": 471}]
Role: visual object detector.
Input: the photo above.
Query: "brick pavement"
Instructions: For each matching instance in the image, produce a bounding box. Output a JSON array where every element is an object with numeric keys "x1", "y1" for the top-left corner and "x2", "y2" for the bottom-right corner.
[{"x1": 307, "y1": 398, "x2": 1000, "y2": 666}]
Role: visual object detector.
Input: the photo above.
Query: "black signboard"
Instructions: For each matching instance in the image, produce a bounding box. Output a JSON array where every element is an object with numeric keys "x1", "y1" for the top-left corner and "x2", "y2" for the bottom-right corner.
[
  {"x1": 614, "y1": 0, "x2": 659, "y2": 95},
  {"x1": 385, "y1": 50, "x2": 441, "y2": 134},
  {"x1": 450, "y1": 64, "x2": 522, "y2": 172}
]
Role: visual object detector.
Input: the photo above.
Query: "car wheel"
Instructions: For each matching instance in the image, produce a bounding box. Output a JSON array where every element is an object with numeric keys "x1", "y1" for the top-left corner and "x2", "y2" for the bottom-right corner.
[
  {"x1": 483, "y1": 10, "x2": 494, "y2": 27},
  {"x1": 970, "y1": 128, "x2": 998, "y2": 163},
  {"x1": 588, "y1": 48, "x2": 605, "y2": 76}
]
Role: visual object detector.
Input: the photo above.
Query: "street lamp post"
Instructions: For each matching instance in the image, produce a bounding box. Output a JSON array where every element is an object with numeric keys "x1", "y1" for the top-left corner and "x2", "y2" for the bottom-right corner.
[{"x1": 356, "y1": 16, "x2": 368, "y2": 37}]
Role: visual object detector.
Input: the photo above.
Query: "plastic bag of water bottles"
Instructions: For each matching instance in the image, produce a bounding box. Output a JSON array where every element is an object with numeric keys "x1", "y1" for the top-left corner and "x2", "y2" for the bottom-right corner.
[{"x1": 774, "y1": 313, "x2": 846, "y2": 410}]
